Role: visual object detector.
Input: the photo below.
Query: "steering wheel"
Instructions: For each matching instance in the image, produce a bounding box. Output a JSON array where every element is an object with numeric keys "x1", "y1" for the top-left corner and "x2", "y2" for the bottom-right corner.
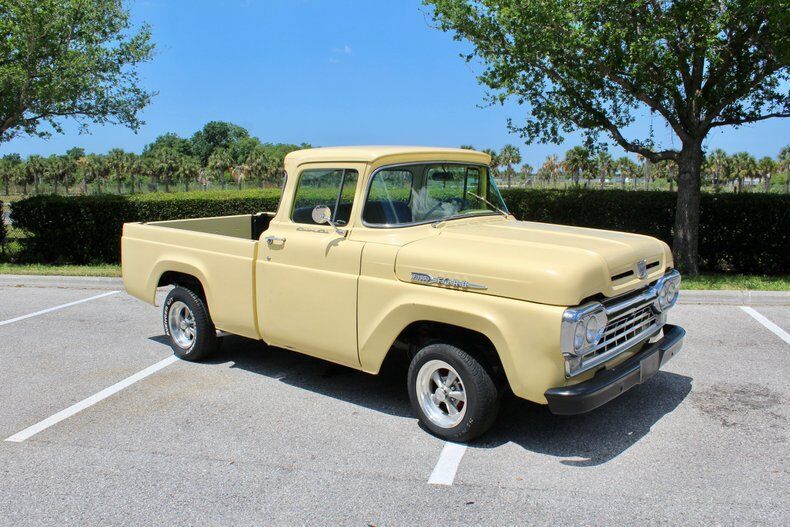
[{"x1": 422, "y1": 197, "x2": 467, "y2": 219}]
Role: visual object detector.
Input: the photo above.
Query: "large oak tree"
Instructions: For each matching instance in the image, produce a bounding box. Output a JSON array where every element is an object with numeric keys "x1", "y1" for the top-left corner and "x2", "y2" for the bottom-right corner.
[
  {"x1": 426, "y1": 0, "x2": 788, "y2": 274},
  {"x1": 0, "y1": 0, "x2": 155, "y2": 144}
]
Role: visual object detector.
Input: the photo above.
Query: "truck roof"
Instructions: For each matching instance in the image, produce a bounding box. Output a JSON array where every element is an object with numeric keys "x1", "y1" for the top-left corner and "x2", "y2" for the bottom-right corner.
[{"x1": 284, "y1": 146, "x2": 491, "y2": 165}]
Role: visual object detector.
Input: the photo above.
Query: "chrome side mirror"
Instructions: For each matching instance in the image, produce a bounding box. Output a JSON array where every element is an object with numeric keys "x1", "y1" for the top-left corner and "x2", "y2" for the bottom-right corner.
[
  {"x1": 311, "y1": 205, "x2": 345, "y2": 235},
  {"x1": 311, "y1": 205, "x2": 332, "y2": 225}
]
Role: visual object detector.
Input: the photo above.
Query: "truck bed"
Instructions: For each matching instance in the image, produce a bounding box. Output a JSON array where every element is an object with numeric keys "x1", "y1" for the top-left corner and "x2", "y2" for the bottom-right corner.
[{"x1": 121, "y1": 212, "x2": 274, "y2": 340}]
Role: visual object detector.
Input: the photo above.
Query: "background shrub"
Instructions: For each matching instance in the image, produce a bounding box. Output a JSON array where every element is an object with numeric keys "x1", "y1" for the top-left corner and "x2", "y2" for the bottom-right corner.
[
  {"x1": 0, "y1": 199, "x2": 6, "y2": 254},
  {"x1": 8, "y1": 189, "x2": 789, "y2": 273}
]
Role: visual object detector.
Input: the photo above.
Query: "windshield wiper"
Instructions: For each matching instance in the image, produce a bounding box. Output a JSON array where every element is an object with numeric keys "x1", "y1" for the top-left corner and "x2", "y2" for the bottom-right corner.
[{"x1": 467, "y1": 191, "x2": 509, "y2": 218}]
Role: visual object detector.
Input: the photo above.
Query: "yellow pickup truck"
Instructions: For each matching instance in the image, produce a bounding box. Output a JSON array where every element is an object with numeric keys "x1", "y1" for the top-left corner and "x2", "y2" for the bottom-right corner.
[{"x1": 122, "y1": 146, "x2": 684, "y2": 441}]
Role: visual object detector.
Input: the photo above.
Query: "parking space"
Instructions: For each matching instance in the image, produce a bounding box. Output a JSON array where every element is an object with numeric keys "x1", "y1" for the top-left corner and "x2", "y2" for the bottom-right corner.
[{"x1": 0, "y1": 278, "x2": 788, "y2": 525}]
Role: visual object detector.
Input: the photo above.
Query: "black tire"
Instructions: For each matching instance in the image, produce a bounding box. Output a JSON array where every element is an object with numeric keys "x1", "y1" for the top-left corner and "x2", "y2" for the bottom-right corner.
[
  {"x1": 407, "y1": 342, "x2": 500, "y2": 442},
  {"x1": 163, "y1": 286, "x2": 220, "y2": 361}
]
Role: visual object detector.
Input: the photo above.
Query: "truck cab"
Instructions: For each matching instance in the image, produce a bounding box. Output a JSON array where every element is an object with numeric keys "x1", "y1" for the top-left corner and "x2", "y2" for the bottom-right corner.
[{"x1": 122, "y1": 146, "x2": 684, "y2": 441}]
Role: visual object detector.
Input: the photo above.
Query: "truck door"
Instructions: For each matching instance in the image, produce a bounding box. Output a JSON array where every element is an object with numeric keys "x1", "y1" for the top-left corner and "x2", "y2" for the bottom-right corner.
[{"x1": 256, "y1": 166, "x2": 363, "y2": 367}]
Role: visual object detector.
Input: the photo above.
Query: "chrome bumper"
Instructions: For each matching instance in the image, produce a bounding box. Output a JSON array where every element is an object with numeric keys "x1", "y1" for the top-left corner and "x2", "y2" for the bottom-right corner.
[{"x1": 545, "y1": 324, "x2": 685, "y2": 415}]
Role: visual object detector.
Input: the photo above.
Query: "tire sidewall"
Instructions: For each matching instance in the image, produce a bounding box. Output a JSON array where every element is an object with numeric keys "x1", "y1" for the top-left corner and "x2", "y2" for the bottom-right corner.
[
  {"x1": 163, "y1": 287, "x2": 206, "y2": 359},
  {"x1": 408, "y1": 343, "x2": 495, "y2": 442}
]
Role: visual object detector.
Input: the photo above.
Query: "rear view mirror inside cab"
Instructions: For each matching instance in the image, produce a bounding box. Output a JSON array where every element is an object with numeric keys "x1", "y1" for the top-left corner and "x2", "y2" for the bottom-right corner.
[{"x1": 430, "y1": 171, "x2": 455, "y2": 182}]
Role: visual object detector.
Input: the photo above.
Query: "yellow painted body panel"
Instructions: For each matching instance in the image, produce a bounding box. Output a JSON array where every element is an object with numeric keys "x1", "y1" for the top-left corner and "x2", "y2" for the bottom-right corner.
[{"x1": 121, "y1": 146, "x2": 674, "y2": 405}]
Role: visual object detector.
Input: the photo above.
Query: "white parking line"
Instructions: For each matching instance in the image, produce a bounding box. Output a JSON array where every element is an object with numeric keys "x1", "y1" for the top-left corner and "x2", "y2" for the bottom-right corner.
[
  {"x1": 741, "y1": 307, "x2": 790, "y2": 345},
  {"x1": 428, "y1": 441, "x2": 467, "y2": 485},
  {"x1": 5, "y1": 355, "x2": 179, "y2": 443},
  {"x1": 0, "y1": 290, "x2": 121, "y2": 327}
]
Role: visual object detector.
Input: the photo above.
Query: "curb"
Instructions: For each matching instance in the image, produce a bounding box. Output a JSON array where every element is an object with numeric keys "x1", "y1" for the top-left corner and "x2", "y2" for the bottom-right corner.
[
  {"x1": 1, "y1": 273, "x2": 788, "y2": 305},
  {"x1": 678, "y1": 290, "x2": 789, "y2": 306},
  {"x1": 0, "y1": 274, "x2": 123, "y2": 290}
]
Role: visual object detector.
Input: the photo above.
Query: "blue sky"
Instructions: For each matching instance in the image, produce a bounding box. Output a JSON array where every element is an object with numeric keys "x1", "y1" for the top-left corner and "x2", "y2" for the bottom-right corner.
[{"x1": 6, "y1": 0, "x2": 789, "y2": 167}]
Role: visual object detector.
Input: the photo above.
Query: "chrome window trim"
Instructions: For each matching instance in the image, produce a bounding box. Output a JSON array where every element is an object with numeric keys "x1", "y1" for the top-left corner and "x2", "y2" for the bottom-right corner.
[{"x1": 360, "y1": 161, "x2": 509, "y2": 229}]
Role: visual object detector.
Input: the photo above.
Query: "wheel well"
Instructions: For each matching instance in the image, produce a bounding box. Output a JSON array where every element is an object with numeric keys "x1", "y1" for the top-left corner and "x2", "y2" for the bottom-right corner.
[
  {"x1": 157, "y1": 271, "x2": 207, "y2": 304},
  {"x1": 392, "y1": 321, "x2": 507, "y2": 384}
]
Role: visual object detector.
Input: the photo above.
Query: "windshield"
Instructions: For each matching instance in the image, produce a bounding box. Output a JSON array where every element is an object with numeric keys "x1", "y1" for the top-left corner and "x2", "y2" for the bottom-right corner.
[{"x1": 362, "y1": 163, "x2": 508, "y2": 226}]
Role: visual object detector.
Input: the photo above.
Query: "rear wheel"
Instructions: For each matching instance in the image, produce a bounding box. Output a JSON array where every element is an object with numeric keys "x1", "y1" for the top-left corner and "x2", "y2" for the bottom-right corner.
[
  {"x1": 163, "y1": 286, "x2": 219, "y2": 361},
  {"x1": 408, "y1": 343, "x2": 500, "y2": 442}
]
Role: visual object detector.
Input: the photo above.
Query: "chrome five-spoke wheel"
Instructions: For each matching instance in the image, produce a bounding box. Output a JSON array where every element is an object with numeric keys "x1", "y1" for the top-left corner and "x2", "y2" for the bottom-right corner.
[
  {"x1": 167, "y1": 300, "x2": 196, "y2": 349},
  {"x1": 416, "y1": 359, "x2": 467, "y2": 428}
]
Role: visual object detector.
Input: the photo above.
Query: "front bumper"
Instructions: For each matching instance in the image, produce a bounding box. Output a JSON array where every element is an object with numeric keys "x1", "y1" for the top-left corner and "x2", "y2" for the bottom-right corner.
[{"x1": 544, "y1": 324, "x2": 685, "y2": 415}]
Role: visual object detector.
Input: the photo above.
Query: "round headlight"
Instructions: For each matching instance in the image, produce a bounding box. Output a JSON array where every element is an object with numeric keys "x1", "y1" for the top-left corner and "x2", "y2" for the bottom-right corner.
[
  {"x1": 585, "y1": 317, "x2": 599, "y2": 343},
  {"x1": 574, "y1": 324, "x2": 585, "y2": 351}
]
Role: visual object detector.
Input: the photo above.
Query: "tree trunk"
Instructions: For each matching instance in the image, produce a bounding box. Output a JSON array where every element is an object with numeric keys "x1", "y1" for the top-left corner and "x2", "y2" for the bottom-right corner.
[
  {"x1": 185, "y1": 179, "x2": 190, "y2": 192},
  {"x1": 130, "y1": 175, "x2": 135, "y2": 195},
  {"x1": 673, "y1": 140, "x2": 703, "y2": 276},
  {"x1": 737, "y1": 177, "x2": 743, "y2": 194},
  {"x1": 22, "y1": 180, "x2": 27, "y2": 195},
  {"x1": 34, "y1": 175, "x2": 39, "y2": 194},
  {"x1": 116, "y1": 174, "x2": 122, "y2": 195},
  {"x1": 81, "y1": 174, "x2": 87, "y2": 194},
  {"x1": 600, "y1": 169, "x2": 605, "y2": 189},
  {"x1": 644, "y1": 160, "x2": 650, "y2": 190},
  {"x1": 53, "y1": 178, "x2": 58, "y2": 195}
]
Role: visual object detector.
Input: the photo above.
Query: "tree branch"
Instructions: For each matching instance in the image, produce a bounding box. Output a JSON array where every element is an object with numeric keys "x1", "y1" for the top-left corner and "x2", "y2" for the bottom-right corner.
[{"x1": 709, "y1": 111, "x2": 790, "y2": 127}]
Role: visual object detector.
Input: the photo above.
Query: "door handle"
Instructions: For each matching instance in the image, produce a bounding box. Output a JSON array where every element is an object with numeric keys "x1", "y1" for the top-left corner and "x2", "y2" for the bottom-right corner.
[{"x1": 264, "y1": 235, "x2": 286, "y2": 246}]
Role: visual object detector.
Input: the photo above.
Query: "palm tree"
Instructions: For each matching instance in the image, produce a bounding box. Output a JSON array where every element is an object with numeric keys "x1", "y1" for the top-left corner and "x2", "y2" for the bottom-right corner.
[
  {"x1": 151, "y1": 148, "x2": 182, "y2": 192},
  {"x1": 107, "y1": 148, "x2": 129, "y2": 194},
  {"x1": 126, "y1": 154, "x2": 143, "y2": 194},
  {"x1": 482, "y1": 148, "x2": 501, "y2": 179},
  {"x1": 706, "y1": 149, "x2": 729, "y2": 191},
  {"x1": 519, "y1": 163, "x2": 534, "y2": 186},
  {"x1": 778, "y1": 146, "x2": 790, "y2": 193},
  {"x1": 564, "y1": 146, "x2": 590, "y2": 187},
  {"x1": 178, "y1": 156, "x2": 200, "y2": 192},
  {"x1": 25, "y1": 155, "x2": 46, "y2": 194},
  {"x1": 0, "y1": 154, "x2": 22, "y2": 195},
  {"x1": 541, "y1": 154, "x2": 562, "y2": 187},
  {"x1": 207, "y1": 148, "x2": 233, "y2": 190},
  {"x1": 246, "y1": 148, "x2": 269, "y2": 188},
  {"x1": 756, "y1": 156, "x2": 776, "y2": 192},
  {"x1": 595, "y1": 151, "x2": 613, "y2": 189},
  {"x1": 83, "y1": 155, "x2": 110, "y2": 194},
  {"x1": 498, "y1": 144, "x2": 522, "y2": 188},
  {"x1": 731, "y1": 152, "x2": 757, "y2": 193},
  {"x1": 636, "y1": 154, "x2": 651, "y2": 190},
  {"x1": 615, "y1": 157, "x2": 639, "y2": 189},
  {"x1": 459, "y1": 144, "x2": 475, "y2": 150}
]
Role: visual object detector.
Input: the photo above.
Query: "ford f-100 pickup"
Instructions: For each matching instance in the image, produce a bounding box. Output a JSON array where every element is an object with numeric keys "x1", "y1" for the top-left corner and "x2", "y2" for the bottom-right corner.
[{"x1": 122, "y1": 146, "x2": 684, "y2": 441}]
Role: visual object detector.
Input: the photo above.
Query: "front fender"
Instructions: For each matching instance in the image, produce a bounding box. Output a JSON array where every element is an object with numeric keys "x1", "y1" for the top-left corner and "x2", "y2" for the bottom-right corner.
[{"x1": 357, "y1": 277, "x2": 566, "y2": 403}]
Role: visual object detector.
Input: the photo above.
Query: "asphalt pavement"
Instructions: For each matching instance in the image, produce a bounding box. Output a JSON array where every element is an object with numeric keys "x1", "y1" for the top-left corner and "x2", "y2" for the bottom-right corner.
[{"x1": 0, "y1": 275, "x2": 788, "y2": 526}]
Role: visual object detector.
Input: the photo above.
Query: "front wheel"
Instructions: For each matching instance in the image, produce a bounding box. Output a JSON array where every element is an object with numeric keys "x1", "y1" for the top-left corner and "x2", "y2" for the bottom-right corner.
[
  {"x1": 407, "y1": 343, "x2": 501, "y2": 442},
  {"x1": 163, "y1": 286, "x2": 220, "y2": 361}
]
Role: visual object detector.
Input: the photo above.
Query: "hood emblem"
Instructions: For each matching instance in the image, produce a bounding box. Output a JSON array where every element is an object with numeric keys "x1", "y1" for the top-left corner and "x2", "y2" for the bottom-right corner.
[
  {"x1": 411, "y1": 272, "x2": 487, "y2": 290},
  {"x1": 635, "y1": 259, "x2": 648, "y2": 279}
]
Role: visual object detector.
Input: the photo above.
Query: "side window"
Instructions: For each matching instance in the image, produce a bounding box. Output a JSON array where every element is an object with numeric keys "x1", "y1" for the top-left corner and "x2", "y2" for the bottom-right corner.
[
  {"x1": 363, "y1": 169, "x2": 414, "y2": 225},
  {"x1": 291, "y1": 169, "x2": 358, "y2": 225}
]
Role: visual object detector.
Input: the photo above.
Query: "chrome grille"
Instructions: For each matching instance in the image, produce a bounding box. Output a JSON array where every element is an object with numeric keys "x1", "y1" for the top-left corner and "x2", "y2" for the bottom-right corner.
[{"x1": 579, "y1": 291, "x2": 662, "y2": 369}]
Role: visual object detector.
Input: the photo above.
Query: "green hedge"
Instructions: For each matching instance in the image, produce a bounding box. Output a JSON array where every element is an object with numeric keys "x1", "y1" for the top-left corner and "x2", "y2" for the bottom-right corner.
[
  {"x1": 0, "y1": 199, "x2": 6, "y2": 253},
  {"x1": 9, "y1": 189, "x2": 790, "y2": 273},
  {"x1": 506, "y1": 189, "x2": 789, "y2": 274}
]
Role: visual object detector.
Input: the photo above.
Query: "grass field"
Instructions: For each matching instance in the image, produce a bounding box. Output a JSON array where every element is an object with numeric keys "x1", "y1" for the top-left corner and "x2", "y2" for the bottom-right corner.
[{"x1": 0, "y1": 263, "x2": 787, "y2": 290}]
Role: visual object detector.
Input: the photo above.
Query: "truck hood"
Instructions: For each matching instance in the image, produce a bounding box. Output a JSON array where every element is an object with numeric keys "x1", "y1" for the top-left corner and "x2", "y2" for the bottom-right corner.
[{"x1": 394, "y1": 218, "x2": 672, "y2": 306}]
